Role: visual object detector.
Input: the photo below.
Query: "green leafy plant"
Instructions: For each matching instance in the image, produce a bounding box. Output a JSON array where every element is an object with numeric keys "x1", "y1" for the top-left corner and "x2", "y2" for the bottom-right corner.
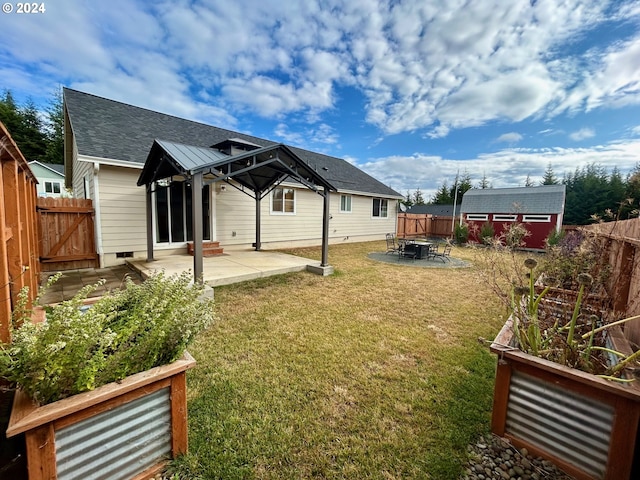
[
  {"x1": 479, "y1": 222, "x2": 495, "y2": 245},
  {"x1": 0, "y1": 271, "x2": 214, "y2": 405},
  {"x1": 544, "y1": 228, "x2": 564, "y2": 247},
  {"x1": 454, "y1": 222, "x2": 469, "y2": 245},
  {"x1": 507, "y1": 258, "x2": 639, "y2": 381}
]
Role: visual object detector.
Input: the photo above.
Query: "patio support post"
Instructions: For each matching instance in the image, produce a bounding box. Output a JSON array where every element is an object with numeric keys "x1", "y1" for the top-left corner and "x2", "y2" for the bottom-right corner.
[
  {"x1": 145, "y1": 184, "x2": 154, "y2": 262},
  {"x1": 255, "y1": 191, "x2": 261, "y2": 251},
  {"x1": 192, "y1": 172, "x2": 204, "y2": 283},
  {"x1": 321, "y1": 186, "x2": 330, "y2": 267}
]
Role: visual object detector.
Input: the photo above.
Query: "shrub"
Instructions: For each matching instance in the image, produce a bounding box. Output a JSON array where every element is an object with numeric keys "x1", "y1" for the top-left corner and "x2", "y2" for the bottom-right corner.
[
  {"x1": 545, "y1": 228, "x2": 565, "y2": 247},
  {"x1": 0, "y1": 271, "x2": 214, "y2": 405},
  {"x1": 454, "y1": 222, "x2": 469, "y2": 244},
  {"x1": 480, "y1": 222, "x2": 495, "y2": 245},
  {"x1": 504, "y1": 222, "x2": 529, "y2": 247}
]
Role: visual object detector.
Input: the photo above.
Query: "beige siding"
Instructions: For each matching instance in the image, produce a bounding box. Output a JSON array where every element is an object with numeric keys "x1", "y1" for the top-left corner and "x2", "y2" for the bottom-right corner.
[
  {"x1": 72, "y1": 150, "x2": 94, "y2": 200},
  {"x1": 97, "y1": 166, "x2": 147, "y2": 265},
  {"x1": 89, "y1": 169, "x2": 398, "y2": 266},
  {"x1": 215, "y1": 184, "x2": 398, "y2": 248}
]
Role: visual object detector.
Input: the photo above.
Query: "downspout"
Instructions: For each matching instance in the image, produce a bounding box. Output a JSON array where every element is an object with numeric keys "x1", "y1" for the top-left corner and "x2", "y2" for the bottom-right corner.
[{"x1": 92, "y1": 162, "x2": 105, "y2": 267}]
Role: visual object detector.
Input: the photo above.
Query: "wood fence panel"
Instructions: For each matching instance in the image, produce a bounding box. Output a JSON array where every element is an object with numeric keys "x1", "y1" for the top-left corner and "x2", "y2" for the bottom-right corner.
[
  {"x1": 582, "y1": 218, "x2": 640, "y2": 346},
  {"x1": 37, "y1": 197, "x2": 98, "y2": 272},
  {"x1": 397, "y1": 213, "x2": 458, "y2": 239},
  {"x1": 1, "y1": 122, "x2": 39, "y2": 343}
]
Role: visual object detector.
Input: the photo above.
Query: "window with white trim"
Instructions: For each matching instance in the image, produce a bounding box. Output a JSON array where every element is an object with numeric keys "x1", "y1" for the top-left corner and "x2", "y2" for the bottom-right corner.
[
  {"x1": 372, "y1": 198, "x2": 388, "y2": 218},
  {"x1": 272, "y1": 187, "x2": 295, "y2": 214},
  {"x1": 340, "y1": 194, "x2": 352, "y2": 213},
  {"x1": 45, "y1": 181, "x2": 61, "y2": 194},
  {"x1": 466, "y1": 214, "x2": 488, "y2": 221},
  {"x1": 493, "y1": 214, "x2": 517, "y2": 222},
  {"x1": 523, "y1": 214, "x2": 551, "y2": 223}
]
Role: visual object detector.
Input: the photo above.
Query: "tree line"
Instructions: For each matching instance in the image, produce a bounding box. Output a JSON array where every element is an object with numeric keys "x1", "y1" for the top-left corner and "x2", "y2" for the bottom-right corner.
[
  {"x1": 403, "y1": 164, "x2": 640, "y2": 225},
  {"x1": 0, "y1": 88, "x2": 64, "y2": 165}
]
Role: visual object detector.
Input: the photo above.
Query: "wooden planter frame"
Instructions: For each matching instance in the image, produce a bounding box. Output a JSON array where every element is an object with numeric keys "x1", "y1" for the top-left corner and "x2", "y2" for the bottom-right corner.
[
  {"x1": 491, "y1": 318, "x2": 640, "y2": 480},
  {"x1": 6, "y1": 352, "x2": 196, "y2": 480}
]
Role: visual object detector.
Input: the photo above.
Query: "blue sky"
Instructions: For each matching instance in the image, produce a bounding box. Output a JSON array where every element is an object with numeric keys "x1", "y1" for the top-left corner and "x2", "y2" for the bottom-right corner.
[{"x1": 1, "y1": 0, "x2": 640, "y2": 200}]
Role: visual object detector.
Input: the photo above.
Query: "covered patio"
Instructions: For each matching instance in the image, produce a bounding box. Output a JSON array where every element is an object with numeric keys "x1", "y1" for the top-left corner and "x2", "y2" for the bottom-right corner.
[{"x1": 137, "y1": 139, "x2": 337, "y2": 283}]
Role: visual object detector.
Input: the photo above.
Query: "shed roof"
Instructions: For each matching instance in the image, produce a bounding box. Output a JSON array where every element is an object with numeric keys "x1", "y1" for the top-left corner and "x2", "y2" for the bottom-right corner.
[
  {"x1": 460, "y1": 185, "x2": 566, "y2": 214},
  {"x1": 63, "y1": 88, "x2": 401, "y2": 198},
  {"x1": 407, "y1": 204, "x2": 455, "y2": 216}
]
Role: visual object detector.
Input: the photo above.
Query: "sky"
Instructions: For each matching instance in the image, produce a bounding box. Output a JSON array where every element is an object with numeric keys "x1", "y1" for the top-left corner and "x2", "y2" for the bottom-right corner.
[{"x1": 1, "y1": 0, "x2": 640, "y2": 200}]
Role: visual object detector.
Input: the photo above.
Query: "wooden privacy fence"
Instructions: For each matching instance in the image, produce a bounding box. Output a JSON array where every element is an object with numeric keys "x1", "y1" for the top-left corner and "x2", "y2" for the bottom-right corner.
[
  {"x1": 397, "y1": 213, "x2": 460, "y2": 238},
  {"x1": 1, "y1": 122, "x2": 40, "y2": 343},
  {"x1": 582, "y1": 218, "x2": 640, "y2": 347},
  {"x1": 37, "y1": 197, "x2": 98, "y2": 272}
]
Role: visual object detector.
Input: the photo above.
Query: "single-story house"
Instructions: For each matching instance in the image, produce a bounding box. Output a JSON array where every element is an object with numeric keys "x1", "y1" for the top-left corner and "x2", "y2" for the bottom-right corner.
[
  {"x1": 28, "y1": 161, "x2": 70, "y2": 198},
  {"x1": 63, "y1": 88, "x2": 403, "y2": 268},
  {"x1": 459, "y1": 185, "x2": 566, "y2": 249}
]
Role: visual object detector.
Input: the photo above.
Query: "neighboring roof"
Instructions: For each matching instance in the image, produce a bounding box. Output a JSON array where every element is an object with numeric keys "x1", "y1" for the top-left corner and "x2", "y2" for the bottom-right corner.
[
  {"x1": 138, "y1": 140, "x2": 336, "y2": 194},
  {"x1": 63, "y1": 88, "x2": 401, "y2": 198},
  {"x1": 28, "y1": 161, "x2": 65, "y2": 177},
  {"x1": 460, "y1": 185, "x2": 566, "y2": 214},
  {"x1": 407, "y1": 204, "x2": 455, "y2": 216}
]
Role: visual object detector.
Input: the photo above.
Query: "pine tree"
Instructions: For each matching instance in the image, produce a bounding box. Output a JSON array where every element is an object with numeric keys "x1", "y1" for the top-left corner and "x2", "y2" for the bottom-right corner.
[
  {"x1": 44, "y1": 87, "x2": 64, "y2": 165},
  {"x1": 524, "y1": 174, "x2": 534, "y2": 187},
  {"x1": 541, "y1": 164, "x2": 559, "y2": 185},
  {"x1": 413, "y1": 188, "x2": 425, "y2": 205},
  {"x1": 19, "y1": 98, "x2": 48, "y2": 161},
  {"x1": 478, "y1": 173, "x2": 491, "y2": 189},
  {"x1": 431, "y1": 182, "x2": 451, "y2": 204}
]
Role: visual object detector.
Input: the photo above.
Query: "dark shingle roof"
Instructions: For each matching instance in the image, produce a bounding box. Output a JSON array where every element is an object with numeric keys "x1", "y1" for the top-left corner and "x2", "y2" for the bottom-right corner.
[
  {"x1": 460, "y1": 185, "x2": 566, "y2": 214},
  {"x1": 63, "y1": 88, "x2": 401, "y2": 198},
  {"x1": 406, "y1": 204, "x2": 455, "y2": 216},
  {"x1": 42, "y1": 162, "x2": 65, "y2": 175}
]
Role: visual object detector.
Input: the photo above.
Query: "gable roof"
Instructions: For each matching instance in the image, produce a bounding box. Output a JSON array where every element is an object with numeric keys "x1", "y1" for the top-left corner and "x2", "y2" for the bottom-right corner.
[
  {"x1": 460, "y1": 185, "x2": 566, "y2": 215},
  {"x1": 63, "y1": 88, "x2": 401, "y2": 198},
  {"x1": 28, "y1": 161, "x2": 65, "y2": 177},
  {"x1": 138, "y1": 140, "x2": 336, "y2": 194}
]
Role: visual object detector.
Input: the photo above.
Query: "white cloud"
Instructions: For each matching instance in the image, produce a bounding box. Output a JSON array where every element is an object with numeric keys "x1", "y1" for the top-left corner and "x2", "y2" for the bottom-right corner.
[
  {"x1": 495, "y1": 132, "x2": 524, "y2": 144},
  {"x1": 1, "y1": 0, "x2": 638, "y2": 140},
  {"x1": 632, "y1": 126, "x2": 640, "y2": 136},
  {"x1": 358, "y1": 140, "x2": 640, "y2": 200},
  {"x1": 569, "y1": 128, "x2": 596, "y2": 141}
]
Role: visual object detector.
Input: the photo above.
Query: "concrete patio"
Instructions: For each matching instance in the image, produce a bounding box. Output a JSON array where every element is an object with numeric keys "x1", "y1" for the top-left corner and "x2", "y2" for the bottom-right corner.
[
  {"x1": 38, "y1": 249, "x2": 323, "y2": 304},
  {"x1": 127, "y1": 248, "x2": 323, "y2": 287}
]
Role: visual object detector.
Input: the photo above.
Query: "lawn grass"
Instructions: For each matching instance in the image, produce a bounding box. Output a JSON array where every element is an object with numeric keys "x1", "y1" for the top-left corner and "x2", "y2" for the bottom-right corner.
[{"x1": 169, "y1": 241, "x2": 506, "y2": 479}]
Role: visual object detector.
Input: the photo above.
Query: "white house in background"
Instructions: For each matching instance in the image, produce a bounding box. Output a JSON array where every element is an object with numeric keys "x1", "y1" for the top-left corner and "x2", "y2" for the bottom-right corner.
[
  {"x1": 63, "y1": 88, "x2": 403, "y2": 268},
  {"x1": 28, "y1": 161, "x2": 70, "y2": 197}
]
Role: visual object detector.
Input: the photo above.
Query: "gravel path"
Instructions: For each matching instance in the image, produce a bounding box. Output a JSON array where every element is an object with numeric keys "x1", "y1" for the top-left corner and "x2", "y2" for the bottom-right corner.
[{"x1": 462, "y1": 434, "x2": 574, "y2": 480}]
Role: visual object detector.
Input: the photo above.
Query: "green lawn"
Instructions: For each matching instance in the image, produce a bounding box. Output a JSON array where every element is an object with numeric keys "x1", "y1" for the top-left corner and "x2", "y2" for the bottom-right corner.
[{"x1": 169, "y1": 241, "x2": 506, "y2": 479}]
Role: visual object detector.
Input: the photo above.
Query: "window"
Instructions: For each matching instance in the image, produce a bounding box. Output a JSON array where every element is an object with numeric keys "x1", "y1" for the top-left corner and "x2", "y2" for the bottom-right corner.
[
  {"x1": 493, "y1": 214, "x2": 517, "y2": 222},
  {"x1": 44, "y1": 181, "x2": 61, "y2": 194},
  {"x1": 372, "y1": 198, "x2": 388, "y2": 218},
  {"x1": 523, "y1": 214, "x2": 551, "y2": 223},
  {"x1": 272, "y1": 187, "x2": 295, "y2": 214},
  {"x1": 466, "y1": 214, "x2": 488, "y2": 221},
  {"x1": 340, "y1": 195, "x2": 352, "y2": 213},
  {"x1": 155, "y1": 181, "x2": 211, "y2": 244}
]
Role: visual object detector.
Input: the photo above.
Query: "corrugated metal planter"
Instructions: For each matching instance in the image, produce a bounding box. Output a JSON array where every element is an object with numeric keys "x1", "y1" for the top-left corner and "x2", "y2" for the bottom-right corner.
[
  {"x1": 490, "y1": 317, "x2": 640, "y2": 480},
  {"x1": 6, "y1": 352, "x2": 196, "y2": 480}
]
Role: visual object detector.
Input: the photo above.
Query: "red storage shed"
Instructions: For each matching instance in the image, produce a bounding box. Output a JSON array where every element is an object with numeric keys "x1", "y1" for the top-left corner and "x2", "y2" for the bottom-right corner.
[{"x1": 459, "y1": 185, "x2": 566, "y2": 250}]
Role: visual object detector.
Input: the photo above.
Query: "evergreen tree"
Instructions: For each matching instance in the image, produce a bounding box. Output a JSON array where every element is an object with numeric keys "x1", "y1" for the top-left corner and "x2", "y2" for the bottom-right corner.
[
  {"x1": 450, "y1": 171, "x2": 473, "y2": 203},
  {"x1": 431, "y1": 181, "x2": 452, "y2": 204},
  {"x1": 541, "y1": 163, "x2": 559, "y2": 185},
  {"x1": 524, "y1": 174, "x2": 534, "y2": 187},
  {"x1": 0, "y1": 90, "x2": 23, "y2": 138},
  {"x1": 413, "y1": 188, "x2": 425, "y2": 205},
  {"x1": 19, "y1": 98, "x2": 48, "y2": 161},
  {"x1": 402, "y1": 190, "x2": 414, "y2": 208},
  {"x1": 44, "y1": 87, "x2": 64, "y2": 165},
  {"x1": 478, "y1": 173, "x2": 491, "y2": 189}
]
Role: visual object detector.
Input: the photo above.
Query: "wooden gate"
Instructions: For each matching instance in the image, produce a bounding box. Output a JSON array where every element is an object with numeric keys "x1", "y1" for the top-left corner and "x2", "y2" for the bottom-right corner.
[{"x1": 37, "y1": 197, "x2": 98, "y2": 271}]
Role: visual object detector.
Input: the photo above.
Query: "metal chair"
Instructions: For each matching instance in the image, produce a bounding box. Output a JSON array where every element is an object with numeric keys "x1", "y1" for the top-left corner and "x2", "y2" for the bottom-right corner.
[
  {"x1": 385, "y1": 233, "x2": 399, "y2": 254},
  {"x1": 433, "y1": 243, "x2": 452, "y2": 262}
]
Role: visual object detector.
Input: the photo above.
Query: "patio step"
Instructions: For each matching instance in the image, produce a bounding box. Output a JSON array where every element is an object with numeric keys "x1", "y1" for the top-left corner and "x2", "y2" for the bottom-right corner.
[{"x1": 187, "y1": 241, "x2": 224, "y2": 257}]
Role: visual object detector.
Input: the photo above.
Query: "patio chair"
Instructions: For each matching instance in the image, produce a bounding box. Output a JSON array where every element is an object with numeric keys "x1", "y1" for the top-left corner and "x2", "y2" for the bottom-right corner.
[
  {"x1": 386, "y1": 233, "x2": 399, "y2": 254},
  {"x1": 433, "y1": 243, "x2": 452, "y2": 262}
]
